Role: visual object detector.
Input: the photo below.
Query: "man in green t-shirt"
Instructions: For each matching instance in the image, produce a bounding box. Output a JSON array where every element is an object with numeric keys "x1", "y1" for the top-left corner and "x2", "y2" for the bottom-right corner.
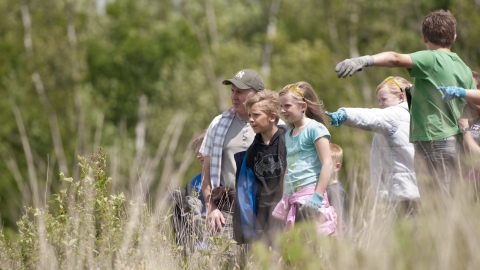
[{"x1": 334, "y1": 10, "x2": 476, "y2": 199}]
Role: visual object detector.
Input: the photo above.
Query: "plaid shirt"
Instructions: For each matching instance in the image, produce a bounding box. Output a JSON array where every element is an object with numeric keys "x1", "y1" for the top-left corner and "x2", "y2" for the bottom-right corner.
[{"x1": 199, "y1": 108, "x2": 237, "y2": 188}]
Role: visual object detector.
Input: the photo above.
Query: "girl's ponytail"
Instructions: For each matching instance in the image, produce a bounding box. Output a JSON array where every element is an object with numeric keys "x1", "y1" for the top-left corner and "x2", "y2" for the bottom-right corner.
[
  {"x1": 279, "y1": 81, "x2": 327, "y2": 126},
  {"x1": 297, "y1": 82, "x2": 327, "y2": 126}
]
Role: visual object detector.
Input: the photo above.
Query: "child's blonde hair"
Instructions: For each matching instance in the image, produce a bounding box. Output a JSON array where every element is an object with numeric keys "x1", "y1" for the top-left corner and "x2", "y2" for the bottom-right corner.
[
  {"x1": 245, "y1": 89, "x2": 280, "y2": 124},
  {"x1": 190, "y1": 129, "x2": 207, "y2": 152},
  {"x1": 330, "y1": 143, "x2": 343, "y2": 166},
  {"x1": 279, "y1": 81, "x2": 327, "y2": 126},
  {"x1": 375, "y1": 76, "x2": 412, "y2": 96}
]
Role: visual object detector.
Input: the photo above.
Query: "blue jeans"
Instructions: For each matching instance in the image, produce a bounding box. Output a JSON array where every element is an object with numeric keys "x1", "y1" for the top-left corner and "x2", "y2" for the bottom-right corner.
[{"x1": 414, "y1": 139, "x2": 461, "y2": 198}]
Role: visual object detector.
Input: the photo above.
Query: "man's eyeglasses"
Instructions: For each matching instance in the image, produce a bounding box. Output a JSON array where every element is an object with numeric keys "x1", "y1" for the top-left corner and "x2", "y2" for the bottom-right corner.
[{"x1": 284, "y1": 84, "x2": 305, "y2": 100}]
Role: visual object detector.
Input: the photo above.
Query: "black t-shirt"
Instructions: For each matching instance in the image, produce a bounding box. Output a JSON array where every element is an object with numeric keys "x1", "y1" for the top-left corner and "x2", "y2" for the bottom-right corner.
[
  {"x1": 247, "y1": 126, "x2": 287, "y2": 208},
  {"x1": 233, "y1": 126, "x2": 287, "y2": 244}
]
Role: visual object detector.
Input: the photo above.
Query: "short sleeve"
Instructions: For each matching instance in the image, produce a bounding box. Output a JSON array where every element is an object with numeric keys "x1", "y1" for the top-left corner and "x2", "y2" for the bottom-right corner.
[
  {"x1": 408, "y1": 51, "x2": 434, "y2": 79},
  {"x1": 309, "y1": 121, "x2": 330, "y2": 142},
  {"x1": 199, "y1": 117, "x2": 217, "y2": 156}
]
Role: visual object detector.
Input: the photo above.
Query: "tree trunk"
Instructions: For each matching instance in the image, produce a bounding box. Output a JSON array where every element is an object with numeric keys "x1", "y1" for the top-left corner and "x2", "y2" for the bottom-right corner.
[
  {"x1": 261, "y1": 0, "x2": 281, "y2": 78},
  {"x1": 183, "y1": 3, "x2": 227, "y2": 112},
  {"x1": 66, "y1": 0, "x2": 85, "y2": 181},
  {"x1": 12, "y1": 104, "x2": 40, "y2": 208},
  {"x1": 348, "y1": 1, "x2": 372, "y2": 105},
  {"x1": 21, "y1": 2, "x2": 70, "y2": 176}
]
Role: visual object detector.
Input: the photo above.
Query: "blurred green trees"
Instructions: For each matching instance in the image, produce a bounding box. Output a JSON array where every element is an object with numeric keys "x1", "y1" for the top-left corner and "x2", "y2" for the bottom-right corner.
[{"x1": 0, "y1": 0, "x2": 478, "y2": 233}]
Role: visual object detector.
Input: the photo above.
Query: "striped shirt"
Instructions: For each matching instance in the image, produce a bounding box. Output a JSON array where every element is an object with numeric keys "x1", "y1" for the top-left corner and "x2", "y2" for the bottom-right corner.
[
  {"x1": 200, "y1": 108, "x2": 237, "y2": 188},
  {"x1": 200, "y1": 108, "x2": 285, "y2": 188}
]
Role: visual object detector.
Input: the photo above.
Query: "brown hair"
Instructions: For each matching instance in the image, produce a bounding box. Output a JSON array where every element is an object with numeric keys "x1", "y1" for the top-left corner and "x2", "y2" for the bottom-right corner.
[
  {"x1": 245, "y1": 89, "x2": 280, "y2": 124},
  {"x1": 190, "y1": 129, "x2": 207, "y2": 152},
  {"x1": 279, "y1": 81, "x2": 327, "y2": 126},
  {"x1": 330, "y1": 143, "x2": 343, "y2": 166},
  {"x1": 422, "y1": 10, "x2": 456, "y2": 47},
  {"x1": 375, "y1": 76, "x2": 413, "y2": 96},
  {"x1": 473, "y1": 71, "x2": 480, "y2": 89}
]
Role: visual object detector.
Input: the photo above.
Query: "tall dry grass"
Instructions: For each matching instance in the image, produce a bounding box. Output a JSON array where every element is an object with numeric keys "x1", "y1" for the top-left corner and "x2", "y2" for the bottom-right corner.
[
  {"x1": 1, "y1": 144, "x2": 480, "y2": 269},
  {"x1": 2, "y1": 93, "x2": 480, "y2": 268}
]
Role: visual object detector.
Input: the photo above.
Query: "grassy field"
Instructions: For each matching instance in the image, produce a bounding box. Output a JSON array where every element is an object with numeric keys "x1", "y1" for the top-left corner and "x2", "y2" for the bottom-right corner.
[{"x1": 1, "y1": 148, "x2": 480, "y2": 269}]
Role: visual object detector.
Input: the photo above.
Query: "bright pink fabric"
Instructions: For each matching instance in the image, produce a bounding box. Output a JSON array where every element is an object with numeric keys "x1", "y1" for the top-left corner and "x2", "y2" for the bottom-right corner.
[{"x1": 272, "y1": 185, "x2": 338, "y2": 236}]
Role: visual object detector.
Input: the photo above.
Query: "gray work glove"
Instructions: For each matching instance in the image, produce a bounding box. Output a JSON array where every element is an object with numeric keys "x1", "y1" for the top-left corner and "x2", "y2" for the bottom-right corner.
[{"x1": 335, "y1": 55, "x2": 374, "y2": 78}]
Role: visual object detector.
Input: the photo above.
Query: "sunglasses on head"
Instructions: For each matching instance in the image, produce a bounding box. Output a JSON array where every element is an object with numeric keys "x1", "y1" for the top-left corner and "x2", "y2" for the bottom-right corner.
[
  {"x1": 383, "y1": 76, "x2": 403, "y2": 92},
  {"x1": 284, "y1": 84, "x2": 305, "y2": 100}
]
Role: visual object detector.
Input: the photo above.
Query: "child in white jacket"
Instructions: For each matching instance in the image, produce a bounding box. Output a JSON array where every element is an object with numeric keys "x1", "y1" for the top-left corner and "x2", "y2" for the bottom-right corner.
[{"x1": 326, "y1": 76, "x2": 420, "y2": 216}]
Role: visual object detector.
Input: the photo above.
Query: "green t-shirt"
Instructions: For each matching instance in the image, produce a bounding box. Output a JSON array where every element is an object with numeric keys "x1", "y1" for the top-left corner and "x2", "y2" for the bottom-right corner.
[{"x1": 408, "y1": 50, "x2": 476, "y2": 142}]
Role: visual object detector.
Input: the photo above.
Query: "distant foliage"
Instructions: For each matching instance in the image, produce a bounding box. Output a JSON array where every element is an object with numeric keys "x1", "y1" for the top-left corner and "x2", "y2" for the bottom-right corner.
[{"x1": 0, "y1": 0, "x2": 478, "y2": 234}]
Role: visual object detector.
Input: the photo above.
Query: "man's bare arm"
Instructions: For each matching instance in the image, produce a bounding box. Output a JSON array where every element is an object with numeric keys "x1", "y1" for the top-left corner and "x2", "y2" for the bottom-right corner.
[
  {"x1": 201, "y1": 156, "x2": 225, "y2": 232},
  {"x1": 201, "y1": 156, "x2": 212, "y2": 205}
]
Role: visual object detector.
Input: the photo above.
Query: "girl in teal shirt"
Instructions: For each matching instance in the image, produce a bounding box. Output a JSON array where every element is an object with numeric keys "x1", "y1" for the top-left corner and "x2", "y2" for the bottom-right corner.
[{"x1": 273, "y1": 82, "x2": 337, "y2": 234}]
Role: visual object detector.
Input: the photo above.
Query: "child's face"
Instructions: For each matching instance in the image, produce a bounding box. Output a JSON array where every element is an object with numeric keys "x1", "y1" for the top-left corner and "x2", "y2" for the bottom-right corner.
[
  {"x1": 194, "y1": 146, "x2": 205, "y2": 166},
  {"x1": 329, "y1": 157, "x2": 341, "y2": 179},
  {"x1": 248, "y1": 102, "x2": 275, "y2": 134},
  {"x1": 280, "y1": 93, "x2": 304, "y2": 124},
  {"x1": 377, "y1": 87, "x2": 403, "y2": 109}
]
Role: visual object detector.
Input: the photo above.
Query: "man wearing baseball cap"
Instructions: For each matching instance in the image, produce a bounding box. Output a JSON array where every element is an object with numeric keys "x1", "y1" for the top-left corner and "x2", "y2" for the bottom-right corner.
[
  {"x1": 199, "y1": 69, "x2": 264, "y2": 238},
  {"x1": 222, "y1": 69, "x2": 264, "y2": 92}
]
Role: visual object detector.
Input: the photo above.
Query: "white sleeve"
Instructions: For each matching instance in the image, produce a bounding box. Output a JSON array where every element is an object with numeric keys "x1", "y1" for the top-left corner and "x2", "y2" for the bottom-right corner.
[{"x1": 342, "y1": 106, "x2": 402, "y2": 136}]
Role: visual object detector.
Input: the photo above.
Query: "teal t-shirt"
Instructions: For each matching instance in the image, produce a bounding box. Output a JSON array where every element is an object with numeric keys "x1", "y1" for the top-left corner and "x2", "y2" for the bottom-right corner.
[
  {"x1": 408, "y1": 50, "x2": 476, "y2": 141},
  {"x1": 284, "y1": 120, "x2": 330, "y2": 195}
]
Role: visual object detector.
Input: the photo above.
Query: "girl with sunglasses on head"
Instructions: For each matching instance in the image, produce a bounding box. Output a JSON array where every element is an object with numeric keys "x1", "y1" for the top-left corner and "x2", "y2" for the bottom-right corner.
[
  {"x1": 272, "y1": 81, "x2": 339, "y2": 235},
  {"x1": 326, "y1": 76, "x2": 420, "y2": 218}
]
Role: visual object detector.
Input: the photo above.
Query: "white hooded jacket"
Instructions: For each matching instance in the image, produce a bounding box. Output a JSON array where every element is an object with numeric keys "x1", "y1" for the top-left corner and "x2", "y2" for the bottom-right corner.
[{"x1": 342, "y1": 102, "x2": 420, "y2": 202}]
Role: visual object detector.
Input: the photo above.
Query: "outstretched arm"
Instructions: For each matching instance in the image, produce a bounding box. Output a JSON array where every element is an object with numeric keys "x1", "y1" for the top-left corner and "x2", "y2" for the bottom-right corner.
[
  {"x1": 463, "y1": 90, "x2": 480, "y2": 104},
  {"x1": 326, "y1": 106, "x2": 402, "y2": 136},
  {"x1": 438, "y1": 87, "x2": 480, "y2": 104},
  {"x1": 335, "y1": 52, "x2": 413, "y2": 78},
  {"x1": 371, "y1": 52, "x2": 413, "y2": 68}
]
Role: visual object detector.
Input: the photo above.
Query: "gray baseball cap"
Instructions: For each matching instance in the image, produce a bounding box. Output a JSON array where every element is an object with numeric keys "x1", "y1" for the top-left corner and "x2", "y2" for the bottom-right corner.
[{"x1": 222, "y1": 69, "x2": 264, "y2": 92}]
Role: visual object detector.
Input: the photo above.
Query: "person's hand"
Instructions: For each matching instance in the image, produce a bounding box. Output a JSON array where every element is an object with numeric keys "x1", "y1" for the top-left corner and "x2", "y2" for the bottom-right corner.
[
  {"x1": 335, "y1": 55, "x2": 374, "y2": 78},
  {"x1": 437, "y1": 86, "x2": 466, "y2": 102},
  {"x1": 299, "y1": 192, "x2": 323, "y2": 212},
  {"x1": 325, "y1": 109, "x2": 347, "y2": 127},
  {"x1": 206, "y1": 205, "x2": 225, "y2": 234}
]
